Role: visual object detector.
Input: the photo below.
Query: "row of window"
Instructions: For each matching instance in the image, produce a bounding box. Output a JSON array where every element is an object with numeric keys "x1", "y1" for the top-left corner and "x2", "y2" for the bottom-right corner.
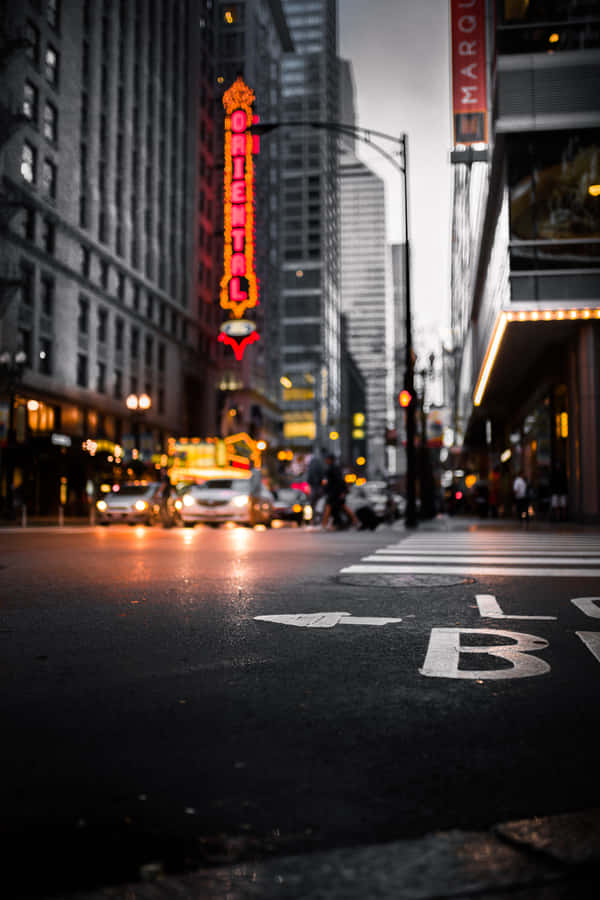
[
  {"x1": 23, "y1": 83, "x2": 58, "y2": 142},
  {"x1": 76, "y1": 295, "x2": 167, "y2": 370},
  {"x1": 21, "y1": 142, "x2": 57, "y2": 197}
]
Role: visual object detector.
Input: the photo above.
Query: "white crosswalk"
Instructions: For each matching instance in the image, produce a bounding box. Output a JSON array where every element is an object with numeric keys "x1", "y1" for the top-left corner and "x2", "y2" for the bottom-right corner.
[{"x1": 340, "y1": 532, "x2": 600, "y2": 578}]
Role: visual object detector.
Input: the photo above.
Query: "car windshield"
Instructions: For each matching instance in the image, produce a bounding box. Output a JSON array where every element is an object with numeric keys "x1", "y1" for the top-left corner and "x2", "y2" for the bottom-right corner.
[
  {"x1": 112, "y1": 484, "x2": 154, "y2": 496},
  {"x1": 193, "y1": 479, "x2": 249, "y2": 492},
  {"x1": 277, "y1": 489, "x2": 299, "y2": 501}
]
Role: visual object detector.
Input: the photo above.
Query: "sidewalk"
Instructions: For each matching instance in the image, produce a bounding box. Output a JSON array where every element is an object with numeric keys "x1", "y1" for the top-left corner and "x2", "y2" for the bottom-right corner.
[{"x1": 67, "y1": 808, "x2": 600, "y2": 899}]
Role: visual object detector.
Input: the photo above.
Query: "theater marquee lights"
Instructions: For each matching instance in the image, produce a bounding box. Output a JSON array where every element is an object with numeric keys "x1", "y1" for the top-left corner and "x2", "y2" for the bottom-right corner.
[{"x1": 219, "y1": 76, "x2": 260, "y2": 360}]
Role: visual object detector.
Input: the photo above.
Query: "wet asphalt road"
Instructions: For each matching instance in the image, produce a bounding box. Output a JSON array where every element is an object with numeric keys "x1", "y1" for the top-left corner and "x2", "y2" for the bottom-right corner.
[{"x1": 1, "y1": 519, "x2": 599, "y2": 896}]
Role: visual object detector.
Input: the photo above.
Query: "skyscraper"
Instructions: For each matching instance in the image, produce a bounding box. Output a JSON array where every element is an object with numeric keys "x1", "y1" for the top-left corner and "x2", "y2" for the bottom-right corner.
[
  {"x1": 339, "y1": 60, "x2": 390, "y2": 477},
  {"x1": 278, "y1": 0, "x2": 340, "y2": 450}
]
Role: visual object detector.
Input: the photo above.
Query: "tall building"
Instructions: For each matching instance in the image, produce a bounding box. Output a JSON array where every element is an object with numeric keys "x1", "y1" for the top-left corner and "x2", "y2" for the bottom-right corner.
[
  {"x1": 0, "y1": 0, "x2": 214, "y2": 515},
  {"x1": 451, "y1": 0, "x2": 600, "y2": 521},
  {"x1": 339, "y1": 59, "x2": 390, "y2": 477},
  {"x1": 278, "y1": 0, "x2": 340, "y2": 451}
]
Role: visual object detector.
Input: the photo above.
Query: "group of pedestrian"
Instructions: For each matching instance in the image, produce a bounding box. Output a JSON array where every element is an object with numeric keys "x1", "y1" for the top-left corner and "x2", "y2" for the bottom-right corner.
[
  {"x1": 306, "y1": 448, "x2": 359, "y2": 531},
  {"x1": 513, "y1": 462, "x2": 568, "y2": 525}
]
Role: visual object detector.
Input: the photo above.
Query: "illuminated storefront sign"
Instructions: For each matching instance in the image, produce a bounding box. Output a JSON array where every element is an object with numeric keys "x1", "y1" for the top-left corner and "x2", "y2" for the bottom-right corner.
[
  {"x1": 450, "y1": 0, "x2": 488, "y2": 144},
  {"x1": 219, "y1": 77, "x2": 260, "y2": 359}
]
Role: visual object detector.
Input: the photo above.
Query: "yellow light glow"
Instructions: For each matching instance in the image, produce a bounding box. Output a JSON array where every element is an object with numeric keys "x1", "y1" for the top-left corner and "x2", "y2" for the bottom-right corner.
[
  {"x1": 353, "y1": 412, "x2": 365, "y2": 427},
  {"x1": 473, "y1": 312, "x2": 508, "y2": 407},
  {"x1": 584, "y1": 309, "x2": 590, "y2": 318},
  {"x1": 544, "y1": 311, "x2": 552, "y2": 320},
  {"x1": 500, "y1": 449, "x2": 511, "y2": 463},
  {"x1": 589, "y1": 184, "x2": 600, "y2": 197},
  {"x1": 329, "y1": 431, "x2": 339, "y2": 440},
  {"x1": 519, "y1": 311, "x2": 526, "y2": 320},
  {"x1": 256, "y1": 440, "x2": 267, "y2": 451},
  {"x1": 296, "y1": 270, "x2": 304, "y2": 278},
  {"x1": 560, "y1": 412, "x2": 568, "y2": 438},
  {"x1": 548, "y1": 32, "x2": 559, "y2": 43},
  {"x1": 280, "y1": 376, "x2": 292, "y2": 389},
  {"x1": 224, "y1": 10, "x2": 233, "y2": 23},
  {"x1": 531, "y1": 311, "x2": 539, "y2": 320},
  {"x1": 465, "y1": 474, "x2": 477, "y2": 489},
  {"x1": 27, "y1": 399, "x2": 39, "y2": 411},
  {"x1": 356, "y1": 456, "x2": 366, "y2": 466},
  {"x1": 557, "y1": 311, "x2": 564, "y2": 319},
  {"x1": 96, "y1": 500, "x2": 107, "y2": 511},
  {"x1": 356, "y1": 477, "x2": 367, "y2": 486},
  {"x1": 570, "y1": 310, "x2": 577, "y2": 318}
]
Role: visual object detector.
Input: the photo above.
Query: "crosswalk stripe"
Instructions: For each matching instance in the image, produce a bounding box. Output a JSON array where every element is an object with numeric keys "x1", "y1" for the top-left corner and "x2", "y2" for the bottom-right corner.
[
  {"x1": 362, "y1": 554, "x2": 600, "y2": 566},
  {"x1": 340, "y1": 564, "x2": 600, "y2": 578},
  {"x1": 340, "y1": 532, "x2": 600, "y2": 578}
]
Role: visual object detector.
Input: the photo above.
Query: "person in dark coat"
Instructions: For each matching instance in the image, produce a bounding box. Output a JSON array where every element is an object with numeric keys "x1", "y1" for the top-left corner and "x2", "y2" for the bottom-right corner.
[{"x1": 321, "y1": 454, "x2": 358, "y2": 530}]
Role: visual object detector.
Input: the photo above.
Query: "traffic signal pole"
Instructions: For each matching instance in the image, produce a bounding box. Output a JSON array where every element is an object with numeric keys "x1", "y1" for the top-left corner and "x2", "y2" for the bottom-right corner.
[{"x1": 402, "y1": 134, "x2": 418, "y2": 528}]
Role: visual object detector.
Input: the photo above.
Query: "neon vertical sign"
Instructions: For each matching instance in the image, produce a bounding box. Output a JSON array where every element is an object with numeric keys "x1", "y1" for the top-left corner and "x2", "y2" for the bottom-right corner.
[{"x1": 219, "y1": 77, "x2": 260, "y2": 359}]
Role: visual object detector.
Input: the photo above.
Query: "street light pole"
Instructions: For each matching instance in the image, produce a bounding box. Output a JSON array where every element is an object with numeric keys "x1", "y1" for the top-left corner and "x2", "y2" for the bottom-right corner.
[
  {"x1": 401, "y1": 134, "x2": 417, "y2": 529},
  {"x1": 254, "y1": 119, "x2": 417, "y2": 527}
]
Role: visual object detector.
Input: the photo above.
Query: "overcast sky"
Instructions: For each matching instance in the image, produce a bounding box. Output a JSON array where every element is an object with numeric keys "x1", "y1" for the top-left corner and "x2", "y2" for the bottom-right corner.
[{"x1": 339, "y1": 0, "x2": 453, "y2": 359}]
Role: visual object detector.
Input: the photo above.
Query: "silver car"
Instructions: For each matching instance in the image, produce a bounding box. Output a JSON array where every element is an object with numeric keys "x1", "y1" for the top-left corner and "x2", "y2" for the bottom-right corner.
[
  {"x1": 96, "y1": 482, "x2": 165, "y2": 526},
  {"x1": 180, "y1": 478, "x2": 274, "y2": 527}
]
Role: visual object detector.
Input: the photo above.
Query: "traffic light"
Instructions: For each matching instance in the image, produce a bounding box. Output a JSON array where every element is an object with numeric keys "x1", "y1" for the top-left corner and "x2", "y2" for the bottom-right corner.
[{"x1": 398, "y1": 388, "x2": 413, "y2": 408}]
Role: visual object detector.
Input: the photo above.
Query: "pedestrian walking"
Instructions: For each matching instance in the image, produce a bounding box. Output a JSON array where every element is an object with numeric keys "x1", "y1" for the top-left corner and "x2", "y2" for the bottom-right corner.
[
  {"x1": 321, "y1": 454, "x2": 359, "y2": 530},
  {"x1": 306, "y1": 447, "x2": 325, "y2": 524},
  {"x1": 513, "y1": 470, "x2": 529, "y2": 526}
]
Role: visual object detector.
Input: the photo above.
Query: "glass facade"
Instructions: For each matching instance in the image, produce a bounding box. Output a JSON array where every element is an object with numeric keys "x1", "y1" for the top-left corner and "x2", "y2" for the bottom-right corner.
[
  {"x1": 508, "y1": 129, "x2": 600, "y2": 271},
  {"x1": 498, "y1": 0, "x2": 600, "y2": 53}
]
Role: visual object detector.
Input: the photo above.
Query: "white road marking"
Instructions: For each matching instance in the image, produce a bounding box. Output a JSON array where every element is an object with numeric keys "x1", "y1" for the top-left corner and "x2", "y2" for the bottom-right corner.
[
  {"x1": 363, "y1": 554, "x2": 600, "y2": 566},
  {"x1": 576, "y1": 631, "x2": 600, "y2": 663},
  {"x1": 475, "y1": 594, "x2": 556, "y2": 620},
  {"x1": 254, "y1": 612, "x2": 402, "y2": 628},
  {"x1": 340, "y1": 564, "x2": 600, "y2": 577},
  {"x1": 571, "y1": 597, "x2": 600, "y2": 618},
  {"x1": 419, "y1": 628, "x2": 550, "y2": 679}
]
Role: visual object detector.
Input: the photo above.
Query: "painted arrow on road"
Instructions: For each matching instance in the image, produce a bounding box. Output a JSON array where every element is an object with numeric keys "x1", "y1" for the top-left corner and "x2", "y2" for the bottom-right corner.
[{"x1": 254, "y1": 612, "x2": 402, "y2": 628}]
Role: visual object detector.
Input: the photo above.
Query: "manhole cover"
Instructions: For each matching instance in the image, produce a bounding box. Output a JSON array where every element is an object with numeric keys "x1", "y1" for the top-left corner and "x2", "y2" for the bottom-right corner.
[{"x1": 338, "y1": 574, "x2": 476, "y2": 588}]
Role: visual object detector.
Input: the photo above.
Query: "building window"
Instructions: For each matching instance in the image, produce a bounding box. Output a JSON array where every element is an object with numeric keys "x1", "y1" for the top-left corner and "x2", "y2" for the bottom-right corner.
[
  {"x1": 43, "y1": 102, "x2": 57, "y2": 142},
  {"x1": 80, "y1": 244, "x2": 90, "y2": 277},
  {"x1": 144, "y1": 335, "x2": 153, "y2": 366},
  {"x1": 114, "y1": 369, "x2": 122, "y2": 399},
  {"x1": 39, "y1": 217, "x2": 54, "y2": 253},
  {"x1": 21, "y1": 206, "x2": 36, "y2": 241},
  {"x1": 40, "y1": 275, "x2": 54, "y2": 316},
  {"x1": 97, "y1": 307, "x2": 108, "y2": 343},
  {"x1": 20, "y1": 261, "x2": 35, "y2": 307},
  {"x1": 117, "y1": 272, "x2": 125, "y2": 301},
  {"x1": 23, "y1": 82, "x2": 38, "y2": 121},
  {"x1": 130, "y1": 327, "x2": 139, "y2": 359},
  {"x1": 77, "y1": 353, "x2": 88, "y2": 387},
  {"x1": 508, "y1": 129, "x2": 600, "y2": 269},
  {"x1": 47, "y1": 0, "x2": 60, "y2": 29},
  {"x1": 21, "y1": 142, "x2": 36, "y2": 183},
  {"x1": 100, "y1": 259, "x2": 109, "y2": 289},
  {"x1": 78, "y1": 295, "x2": 89, "y2": 334},
  {"x1": 39, "y1": 337, "x2": 52, "y2": 374},
  {"x1": 25, "y1": 21, "x2": 40, "y2": 65},
  {"x1": 45, "y1": 45, "x2": 59, "y2": 85},
  {"x1": 115, "y1": 317, "x2": 124, "y2": 351},
  {"x1": 42, "y1": 158, "x2": 57, "y2": 198},
  {"x1": 96, "y1": 361, "x2": 106, "y2": 393}
]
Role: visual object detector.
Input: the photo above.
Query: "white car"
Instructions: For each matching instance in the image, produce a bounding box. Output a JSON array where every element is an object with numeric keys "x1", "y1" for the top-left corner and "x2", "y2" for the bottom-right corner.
[
  {"x1": 96, "y1": 482, "x2": 165, "y2": 526},
  {"x1": 180, "y1": 478, "x2": 274, "y2": 527}
]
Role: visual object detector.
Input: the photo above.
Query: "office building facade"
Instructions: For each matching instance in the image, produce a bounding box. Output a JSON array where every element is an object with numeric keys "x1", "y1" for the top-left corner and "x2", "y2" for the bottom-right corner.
[
  {"x1": 451, "y1": 0, "x2": 600, "y2": 521},
  {"x1": 0, "y1": 0, "x2": 215, "y2": 514},
  {"x1": 278, "y1": 0, "x2": 341, "y2": 451}
]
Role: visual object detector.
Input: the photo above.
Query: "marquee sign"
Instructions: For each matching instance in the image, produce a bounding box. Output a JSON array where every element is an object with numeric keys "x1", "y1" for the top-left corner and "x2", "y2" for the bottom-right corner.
[
  {"x1": 219, "y1": 77, "x2": 260, "y2": 359},
  {"x1": 450, "y1": 0, "x2": 488, "y2": 145}
]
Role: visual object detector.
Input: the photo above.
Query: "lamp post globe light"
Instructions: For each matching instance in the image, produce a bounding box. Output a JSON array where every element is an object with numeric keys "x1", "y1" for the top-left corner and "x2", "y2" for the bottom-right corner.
[
  {"x1": 255, "y1": 119, "x2": 417, "y2": 528},
  {"x1": 125, "y1": 393, "x2": 152, "y2": 464}
]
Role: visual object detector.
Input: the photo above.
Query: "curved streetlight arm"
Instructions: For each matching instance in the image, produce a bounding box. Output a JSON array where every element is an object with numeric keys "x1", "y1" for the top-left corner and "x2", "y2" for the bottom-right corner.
[{"x1": 255, "y1": 120, "x2": 406, "y2": 174}]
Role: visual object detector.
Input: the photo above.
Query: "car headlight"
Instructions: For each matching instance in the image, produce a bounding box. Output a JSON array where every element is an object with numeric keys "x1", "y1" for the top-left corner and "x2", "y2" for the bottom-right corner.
[
  {"x1": 96, "y1": 500, "x2": 107, "y2": 511},
  {"x1": 174, "y1": 499, "x2": 182, "y2": 510},
  {"x1": 183, "y1": 494, "x2": 195, "y2": 507},
  {"x1": 134, "y1": 500, "x2": 148, "y2": 511},
  {"x1": 292, "y1": 504, "x2": 302, "y2": 513},
  {"x1": 232, "y1": 494, "x2": 249, "y2": 507}
]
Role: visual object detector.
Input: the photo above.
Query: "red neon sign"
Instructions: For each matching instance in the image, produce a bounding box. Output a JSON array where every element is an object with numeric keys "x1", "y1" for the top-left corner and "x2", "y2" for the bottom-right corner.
[{"x1": 220, "y1": 78, "x2": 260, "y2": 338}]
